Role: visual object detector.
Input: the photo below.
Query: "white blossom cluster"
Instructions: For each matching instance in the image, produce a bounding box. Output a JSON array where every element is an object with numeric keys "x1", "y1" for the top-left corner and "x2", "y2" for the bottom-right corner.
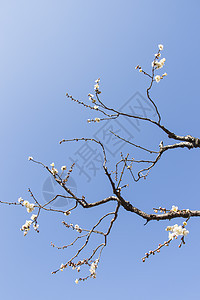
[
  {"x1": 88, "y1": 93, "x2": 96, "y2": 103},
  {"x1": 74, "y1": 224, "x2": 82, "y2": 233},
  {"x1": 20, "y1": 214, "x2": 39, "y2": 236},
  {"x1": 94, "y1": 78, "x2": 101, "y2": 94},
  {"x1": 165, "y1": 205, "x2": 189, "y2": 239},
  {"x1": 50, "y1": 162, "x2": 58, "y2": 175},
  {"x1": 152, "y1": 57, "x2": 166, "y2": 70},
  {"x1": 89, "y1": 259, "x2": 99, "y2": 279},
  {"x1": 18, "y1": 197, "x2": 34, "y2": 213},
  {"x1": 152, "y1": 44, "x2": 168, "y2": 84},
  {"x1": 166, "y1": 223, "x2": 189, "y2": 240}
]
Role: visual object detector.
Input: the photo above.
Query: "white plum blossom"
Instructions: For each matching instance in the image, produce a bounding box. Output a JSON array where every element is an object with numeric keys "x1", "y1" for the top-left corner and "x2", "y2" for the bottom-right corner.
[
  {"x1": 155, "y1": 75, "x2": 161, "y2": 83},
  {"x1": 18, "y1": 197, "x2": 23, "y2": 203},
  {"x1": 94, "y1": 83, "x2": 99, "y2": 90},
  {"x1": 33, "y1": 224, "x2": 39, "y2": 230},
  {"x1": 21, "y1": 220, "x2": 33, "y2": 236},
  {"x1": 28, "y1": 156, "x2": 33, "y2": 161},
  {"x1": 74, "y1": 224, "x2": 80, "y2": 231},
  {"x1": 89, "y1": 259, "x2": 99, "y2": 278},
  {"x1": 158, "y1": 44, "x2": 164, "y2": 51},
  {"x1": 171, "y1": 205, "x2": 178, "y2": 212},
  {"x1": 50, "y1": 162, "x2": 58, "y2": 175},
  {"x1": 168, "y1": 232, "x2": 175, "y2": 240},
  {"x1": 31, "y1": 214, "x2": 37, "y2": 221},
  {"x1": 94, "y1": 117, "x2": 100, "y2": 123},
  {"x1": 61, "y1": 166, "x2": 67, "y2": 171},
  {"x1": 152, "y1": 58, "x2": 166, "y2": 69},
  {"x1": 166, "y1": 223, "x2": 189, "y2": 240},
  {"x1": 22, "y1": 200, "x2": 35, "y2": 213},
  {"x1": 60, "y1": 263, "x2": 65, "y2": 271},
  {"x1": 75, "y1": 279, "x2": 79, "y2": 284},
  {"x1": 93, "y1": 105, "x2": 99, "y2": 110}
]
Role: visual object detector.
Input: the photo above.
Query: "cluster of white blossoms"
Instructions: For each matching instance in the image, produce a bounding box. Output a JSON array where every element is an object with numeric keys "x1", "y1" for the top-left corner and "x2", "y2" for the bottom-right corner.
[
  {"x1": 20, "y1": 220, "x2": 32, "y2": 236},
  {"x1": 166, "y1": 223, "x2": 189, "y2": 240},
  {"x1": 74, "y1": 224, "x2": 82, "y2": 233},
  {"x1": 89, "y1": 259, "x2": 99, "y2": 279},
  {"x1": 18, "y1": 197, "x2": 38, "y2": 236},
  {"x1": 20, "y1": 214, "x2": 39, "y2": 236},
  {"x1": 18, "y1": 197, "x2": 35, "y2": 213},
  {"x1": 88, "y1": 93, "x2": 96, "y2": 103},
  {"x1": 152, "y1": 57, "x2": 166, "y2": 69},
  {"x1": 152, "y1": 44, "x2": 167, "y2": 83},
  {"x1": 165, "y1": 205, "x2": 189, "y2": 239},
  {"x1": 50, "y1": 162, "x2": 58, "y2": 175},
  {"x1": 94, "y1": 78, "x2": 101, "y2": 94},
  {"x1": 87, "y1": 117, "x2": 101, "y2": 123}
]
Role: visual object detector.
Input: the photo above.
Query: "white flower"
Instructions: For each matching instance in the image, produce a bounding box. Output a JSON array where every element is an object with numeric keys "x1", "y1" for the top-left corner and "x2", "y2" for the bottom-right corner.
[
  {"x1": 18, "y1": 197, "x2": 23, "y2": 203},
  {"x1": 152, "y1": 58, "x2": 166, "y2": 69},
  {"x1": 88, "y1": 93, "x2": 94, "y2": 98},
  {"x1": 27, "y1": 203, "x2": 35, "y2": 213},
  {"x1": 166, "y1": 226, "x2": 173, "y2": 232},
  {"x1": 50, "y1": 162, "x2": 55, "y2": 167},
  {"x1": 158, "y1": 44, "x2": 164, "y2": 51},
  {"x1": 89, "y1": 259, "x2": 98, "y2": 278},
  {"x1": 33, "y1": 224, "x2": 39, "y2": 230},
  {"x1": 93, "y1": 105, "x2": 99, "y2": 110},
  {"x1": 22, "y1": 200, "x2": 35, "y2": 213},
  {"x1": 31, "y1": 214, "x2": 37, "y2": 221},
  {"x1": 171, "y1": 205, "x2": 178, "y2": 212},
  {"x1": 95, "y1": 78, "x2": 100, "y2": 83},
  {"x1": 182, "y1": 228, "x2": 189, "y2": 236},
  {"x1": 166, "y1": 222, "x2": 189, "y2": 239},
  {"x1": 155, "y1": 75, "x2": 161, "y2": 83},
  {"x1": 22, "y1": 200, "x2": 29, "y2": 207},
  {"x1": 51, "y1": 168, "x2": 58, "y2": 175},
  {"x1": 61, "y1": 166, "x2": 67, "y2": 171},
  {"x1": 94, "y1": 83, "x2": 99, "y2": 90},
  {"x1": 75, "y1": 279, "x2": 79, "y2": 284},
  {"x1": 168, "y1": 232, "x2": 175, "y2": 240},
  {"x1": 74, "y1": 224, "x2": 80, "y2": 231},
  {"x1": 173, "y1": 225, "x2": 183, "y2": 236},
  {"x1": 87, "y1": 119, "x2": 91, "y2": 123},
  {"x1": 28, "y1": 156, "x2": 33, "y2": 161},
  {"x1": 94, "y1": 117, "x2": 100, "y2": 123}
]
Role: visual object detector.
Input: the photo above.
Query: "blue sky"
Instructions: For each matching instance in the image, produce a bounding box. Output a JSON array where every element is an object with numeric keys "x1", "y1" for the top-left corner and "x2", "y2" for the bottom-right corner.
[{"x1": 1, "y1": 1, "x2": 200, "y2": 299}]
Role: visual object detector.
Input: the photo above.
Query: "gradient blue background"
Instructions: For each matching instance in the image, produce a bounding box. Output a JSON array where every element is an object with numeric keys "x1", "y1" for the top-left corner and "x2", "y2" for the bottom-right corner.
[{"x1": 1, "y1": 1, "x2": 200, "y2": 299}]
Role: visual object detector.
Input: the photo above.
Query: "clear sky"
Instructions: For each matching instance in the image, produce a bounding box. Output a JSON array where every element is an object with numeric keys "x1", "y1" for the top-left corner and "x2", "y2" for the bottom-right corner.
[{"x1": 1, "y1": 1, "x2": 200, "y2": 299}]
